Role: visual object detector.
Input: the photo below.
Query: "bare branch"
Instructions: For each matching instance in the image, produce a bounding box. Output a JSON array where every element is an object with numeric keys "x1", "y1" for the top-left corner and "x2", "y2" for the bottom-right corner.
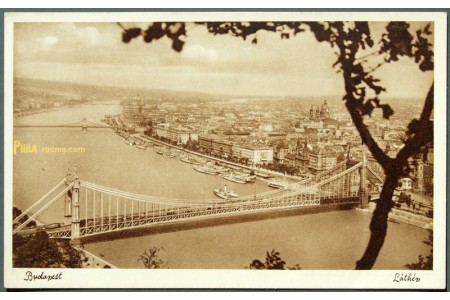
[
  {"x1": 355, "y1": 47, "x2": 382, "y2": 61},
  {"x1": 116, "y1": 22, "x2": 126, "y2": 30},
  {"x1": 365, "y1": 61, "x2": 387, "y2": 74}
]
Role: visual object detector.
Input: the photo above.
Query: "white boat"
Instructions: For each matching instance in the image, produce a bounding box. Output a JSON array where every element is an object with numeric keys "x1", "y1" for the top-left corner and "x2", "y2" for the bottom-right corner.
[
  {"x1": 124, "y1": 139, "x2": 135, "y2": 146},
  {"x1": 214, "y1": 187, "x2": 229, "y2": 199},
  {"x1": 136, "y1": 144, "x2": 146, "y2": 150},
  {"x1": 163, "y1": 151, "x2": 175, "y2": 158},
  {"x1": 267, "y1": 178, "x2": 291, "y2": 189},
  {"x1": 215, "y1": 166, "x2": 230, "y2": 173},
  {"x1": 235, "y1": 173, "x2": 256, "y2": 183},
  {"x1": 227, "y1": 190, "x2": 239, "y2": 198},
  {"x1": 220, "y1": 172, "x2": 248, "y2": 184},
  {"x1": 214, "y1": 185, "x2": 239, "y2": 199},
  {"x1": 180, "y1": 155, "x2": 194, "y2": 164},
  {"x1": 194, "y1": 165, "x2": 218, "y2": 175},
  {"x1": 255, "y1": 172, "x2": 273, "y2": 179}
]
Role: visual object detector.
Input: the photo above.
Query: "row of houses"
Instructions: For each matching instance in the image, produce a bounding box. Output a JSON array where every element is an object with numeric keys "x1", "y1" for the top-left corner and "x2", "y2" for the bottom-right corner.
[
  {"x1": 148, "y1": 122, "x2": 349, "y2": 172},
  {"x1": 162, "y1": 127, "x2": 346, "y2": 173},
  {"x1": 154, "y1": 123, "x2": 199, "y2": 145},
  {"x1": 153, "y1": 121, "x2": 432, "y2": 192},
  {"x1": 198, "y1": 134, "x2": 274, "y2": 165}
]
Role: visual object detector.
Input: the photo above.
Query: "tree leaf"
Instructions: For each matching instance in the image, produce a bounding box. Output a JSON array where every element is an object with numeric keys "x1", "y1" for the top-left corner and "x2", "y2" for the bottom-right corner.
[
  {"x1": 380, "y1": 104, "x2": 394, "y2": 119},
  {"x1": 122, "y1": 28, "x2": 142, "y2": 43}
]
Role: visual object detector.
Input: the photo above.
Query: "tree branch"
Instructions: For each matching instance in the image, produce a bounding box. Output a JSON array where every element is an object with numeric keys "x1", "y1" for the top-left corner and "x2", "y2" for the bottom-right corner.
[
  {"x1": 345, "y1": 100, "x2": 392, "y2": 167},
  {"x1": 418, "y1": 82, "x2": 434, "y2": 123},
  {"x1": 355, "y1": 47, "x2": 382, "y2": 61},
  {"x1": 397, "y1": 82, "x2": 434, "y2": 163},
  {"x1": 332, "y1": 22, "x2": 392, "y2": 169}
]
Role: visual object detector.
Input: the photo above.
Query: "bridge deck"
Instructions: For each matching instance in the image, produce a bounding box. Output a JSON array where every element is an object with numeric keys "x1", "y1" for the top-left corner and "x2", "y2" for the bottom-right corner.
[
  {"x1": 17, "y1": 157, "x2": 376, "y2": 241},
  {"x1": 47, "y1": 195, "x2": 360, "y2": 239}
]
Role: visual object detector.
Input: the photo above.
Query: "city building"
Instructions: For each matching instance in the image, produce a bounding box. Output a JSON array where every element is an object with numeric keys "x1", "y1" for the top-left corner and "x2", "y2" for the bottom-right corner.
[
  {"x1": 233, "y1": 144, "x2": 274, "y2": 165},
  {"x1": 156, "y1": 124, "x2": 198, "y2": 145},
  {"x1": 198, "y1": 135, "x2": 233, "y2": 158},
  {"x1": 308, "y1": 145, "x2": 342, "y2": 173},
  {"x1": 310, "y1": 100, "x2": 330, "y2": 120},
  {"x1": 398, "y1": 178, "x2": 413, "y2": 191}
]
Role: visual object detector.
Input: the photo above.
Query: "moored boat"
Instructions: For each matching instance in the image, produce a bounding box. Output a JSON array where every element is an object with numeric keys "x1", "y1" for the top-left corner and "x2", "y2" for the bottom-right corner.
[
  {"x1": 219, "y1": 172, "x2": 248, "y2": 184},
  {"x1": 155, "y1": 146, "x2": 165, "y2": 154},
  {"x1": 213, "y1": 184, "x2": 239, "y2": 199},
  {"x1": 136, "y1": 144, "x2": 147, "y2": 150},
  {"x1": 227, "y1": 190, "x2": 239, "y2": 198},
  {"x1": 180, "y1": 155, "x2": 194, "y2": 164},
  {"x1": 163, "y1": 151, "x2": 175, "y2": 158},
  {"x1": 255, "y1": 172, "x2": 274, "y2": 179},
  {"x1": 125, "y1": 139, "x2": 135, "y2": 146},
  {"x1": 214, "y1": 186, "x2": 229, "y2": 199},
  {"x1": 193, "y1": 165, "x2": 218, "y2": 175},
  {"x1": 235, "y1": 173, "x2": 256, "y2": 183},
  {"x1": 267, "y1": 178, "x2": 290, "y2": 189}
]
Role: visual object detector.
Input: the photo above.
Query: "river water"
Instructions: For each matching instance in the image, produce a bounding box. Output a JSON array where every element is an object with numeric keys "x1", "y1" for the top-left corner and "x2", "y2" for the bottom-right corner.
[{"x1": 12, "y1": 104, "x2": 431, "y2": 270}]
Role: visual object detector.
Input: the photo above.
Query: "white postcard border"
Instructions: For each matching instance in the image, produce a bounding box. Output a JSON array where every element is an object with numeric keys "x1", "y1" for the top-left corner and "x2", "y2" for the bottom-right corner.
[{"x1": 3, "y1": 11, "x2": 447, "y2": 289}]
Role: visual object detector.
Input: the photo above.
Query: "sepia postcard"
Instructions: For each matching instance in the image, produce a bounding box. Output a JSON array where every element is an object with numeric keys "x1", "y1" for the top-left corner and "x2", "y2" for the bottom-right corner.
[{"x1": 3, "y1": 11, "x2": 447, "y2": 289}]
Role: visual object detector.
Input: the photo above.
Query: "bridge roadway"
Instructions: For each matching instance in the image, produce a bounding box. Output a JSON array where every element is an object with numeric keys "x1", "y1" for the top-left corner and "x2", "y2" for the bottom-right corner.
[
  {"x1": 14, "y1": 157, "x2": 374, "y2": 242},
  {"x1": 45, "y1": 194, "x2": 361, "y2": 240}
]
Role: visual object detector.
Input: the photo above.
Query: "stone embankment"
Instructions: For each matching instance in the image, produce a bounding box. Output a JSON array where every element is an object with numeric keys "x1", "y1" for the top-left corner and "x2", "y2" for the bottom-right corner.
[
  {"x1": 78, "y1": 248, "x2": 117, "y2": 269},
  {"x1": 357, "y1": 203, "x2": 433, "y2": 230},
  {"x1": 133, "y1": 133, "x2": 307, "y2": 182}
]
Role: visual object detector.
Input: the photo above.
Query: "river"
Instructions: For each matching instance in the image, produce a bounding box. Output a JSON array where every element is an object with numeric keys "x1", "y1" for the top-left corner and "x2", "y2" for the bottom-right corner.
[{"x1": 12, "y1": 104, "x2": 431, "y2": 270}]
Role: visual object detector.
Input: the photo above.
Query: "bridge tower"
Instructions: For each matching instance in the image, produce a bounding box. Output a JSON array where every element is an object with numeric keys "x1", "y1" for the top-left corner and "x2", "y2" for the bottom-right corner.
[
  {"x1": 359, "y1": 152, "x2": 368, "y2": 208},
  {"x1": 64, "y1": 165, "x2": 72, "y2": 223},
  {"x1": 70, "y1": 166, "x2": 82, "y2": 246},
  {"x1": 81, "y1": 117, "x2": 88, "y2": 132}
]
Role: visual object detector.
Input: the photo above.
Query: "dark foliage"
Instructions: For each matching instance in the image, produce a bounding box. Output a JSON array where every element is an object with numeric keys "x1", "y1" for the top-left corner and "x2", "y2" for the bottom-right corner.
[
  {"x1": 121, "y1": 22, "x2": 187, "y2": 52},
  {"x1": 13, "y1": 231, "x2": 82, "y2": 268},
  {"x1": 249, "y1": 249, "x2": 301, "y2": 270},
  {"x1": 138, "y1": 246, "x2": 167, "y2": 269}
]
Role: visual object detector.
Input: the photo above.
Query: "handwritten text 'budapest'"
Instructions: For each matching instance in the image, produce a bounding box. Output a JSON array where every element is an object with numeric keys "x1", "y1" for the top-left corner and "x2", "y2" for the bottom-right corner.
[{"x1": 24, "y1": 271, "x2": 63, "y2": 282}]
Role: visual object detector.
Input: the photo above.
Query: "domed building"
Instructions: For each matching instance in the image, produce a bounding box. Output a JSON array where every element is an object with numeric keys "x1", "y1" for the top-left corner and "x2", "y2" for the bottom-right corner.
[
  {"x1": 320, "y1": 99, "x2": 330, "y2": 119},
  {"x1": 310, "y1": 99, "x2": 330, "y2": 120}
]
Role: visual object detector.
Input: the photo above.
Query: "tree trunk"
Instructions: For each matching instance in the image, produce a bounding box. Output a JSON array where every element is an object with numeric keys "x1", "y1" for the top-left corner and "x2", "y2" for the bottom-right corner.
[{"x1": 355, "y1": 170, "x2": 400, "y2": 270}]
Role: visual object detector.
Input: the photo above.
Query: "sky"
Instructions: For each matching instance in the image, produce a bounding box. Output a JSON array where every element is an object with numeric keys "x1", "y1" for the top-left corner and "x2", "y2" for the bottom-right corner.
[{"x1": 13, "y1": 21, "x2": 434, "y2": 99}]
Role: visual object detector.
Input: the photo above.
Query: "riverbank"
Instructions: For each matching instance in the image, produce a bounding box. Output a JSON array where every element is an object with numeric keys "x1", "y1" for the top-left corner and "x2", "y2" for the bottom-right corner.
[
  {"x1": 13, "y1": 106, "x2": 85, "y2": 120},
  {"x1": 78, "y1": 248, "x2": 117, "y2": 269},
  {"x1": 356, "y1": 205, "x2": 433, "y2": 230},
  {"x1": 14, "y1": 108, "x2": 58, "y2": 118},
  {"x1": 132, "y1": 133, "x2": 307, "y2": 183}
]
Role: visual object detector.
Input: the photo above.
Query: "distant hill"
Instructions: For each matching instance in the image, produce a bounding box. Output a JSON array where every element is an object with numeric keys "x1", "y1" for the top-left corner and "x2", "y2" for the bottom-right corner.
[
  {"x1": 13, "y1": 77, "x2": 425, "y2": 106},
  {"x1": 13, "y1": 77, "x2": 232, "y2": 103}
]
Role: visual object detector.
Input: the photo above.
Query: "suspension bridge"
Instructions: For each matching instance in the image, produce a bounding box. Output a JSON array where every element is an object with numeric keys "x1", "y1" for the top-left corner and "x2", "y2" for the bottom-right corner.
[
  {"x1": 13, "y1": 156, "x2": 384, "y2": 243},
  {"x1": 14, "y1": 118, "x2": 111, "y2": 131}
]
